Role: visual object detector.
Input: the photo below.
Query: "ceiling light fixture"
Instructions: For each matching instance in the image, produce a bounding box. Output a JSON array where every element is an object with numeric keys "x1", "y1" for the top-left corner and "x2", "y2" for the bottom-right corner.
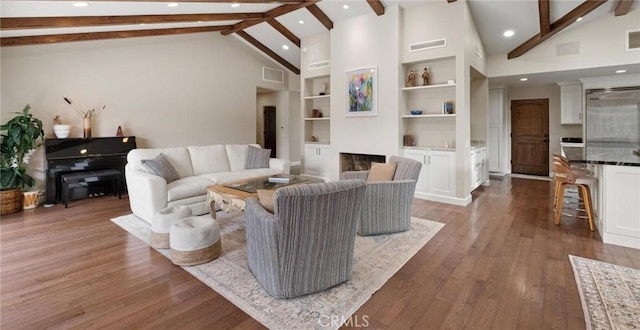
[
  {"x1": 576, "y1": 17, "x2": 583, "y2": 22},
  {"x1": 520, "y1": 78, "x2": 528, "y2": 81},
  {"x1": 616, "y1": 69, "x2": 627, "y2": 73},
  {"x1": 298, "y1": 20, "x2": 304, "y2": 24},
  {"x1": 282, "y1": 45, "x2": 289, "y2": 50},
  {"x1": 343, "y1": 4, "x2": 350, "y2": 9},
  {"x1": 168, "y1": 3, "x2": 179, "y2": 7},
  {"x1": 72, "y1": 2, "x2": 89, "y2": 7},
  {"x1": 231, "y1": 3, "x2": 240, "y2": 8},
  {"x1": 503, "y1": 30, "x2": 515, "y2": 37}
]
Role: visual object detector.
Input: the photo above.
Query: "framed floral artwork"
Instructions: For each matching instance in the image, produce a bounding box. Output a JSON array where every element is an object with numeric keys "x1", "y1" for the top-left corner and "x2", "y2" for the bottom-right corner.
[{"x1": 345, "y1": 67, "x2": 377, "y2": 117}]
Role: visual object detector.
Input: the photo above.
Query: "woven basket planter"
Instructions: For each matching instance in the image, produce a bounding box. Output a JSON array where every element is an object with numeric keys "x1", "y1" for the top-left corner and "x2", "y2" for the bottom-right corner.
[{"x1": 1, "y1": 188, "x2": 23, "y2": 215}]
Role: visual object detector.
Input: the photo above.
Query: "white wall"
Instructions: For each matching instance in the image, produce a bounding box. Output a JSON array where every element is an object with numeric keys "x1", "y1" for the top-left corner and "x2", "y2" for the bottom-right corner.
[
  {"x1": 1, "y1": 32, "x2": 291, "y2": 192},
  {"x1": 329, "y1": 5, "x2": 401, "y2": 180},
  {"x1": 487, "y1": 8, "x2": 640, "y2": 77}
]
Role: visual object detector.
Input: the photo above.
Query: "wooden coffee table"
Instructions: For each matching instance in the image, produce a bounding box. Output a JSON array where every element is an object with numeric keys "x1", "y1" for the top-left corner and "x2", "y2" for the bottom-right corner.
[{"x1": 207, "y1": 175, "x2": 322, "y2": 219}]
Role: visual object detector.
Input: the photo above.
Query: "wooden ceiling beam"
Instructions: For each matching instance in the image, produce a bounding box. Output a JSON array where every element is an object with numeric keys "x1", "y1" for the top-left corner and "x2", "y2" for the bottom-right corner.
[
  {"x1": 222, "y1": 1, "x2": 318, "y2": 35},
  {"x1": 266, "y1": 18, "x2": 300, "y2": 47},
  {"x1": 1, "y1": 14, "x2": 263, "y2": 30},
  {"x1": 306, "y1": 3, "x2": 333, "y2": 30},
  {"x1": 508, "y1": 0, "x2": 607, "y2": 59},
  {"x1": 366, "y1": 0, "x2": 385, "y2": 16},
  {"x1": 236, "y1": 30, "x2": 299, "y2": 74},
  {"x1": 615, "y1": 0, "x2": 635, "y2": 16},
  {"x1": 447, "y1": 0, "x2": 457, "y2": 3},
  {"x1": 538, "y1": 0, "x2": 551, "y2": 36},
  {"x1": 0, "y1": 25, "x2": 230, "y2": 47}
]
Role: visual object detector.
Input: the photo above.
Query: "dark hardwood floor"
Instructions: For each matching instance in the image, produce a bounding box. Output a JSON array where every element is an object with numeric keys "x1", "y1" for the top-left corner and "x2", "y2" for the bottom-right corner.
[{"x1": 1, "y1": 177, "x2": 639, "y2": 329}]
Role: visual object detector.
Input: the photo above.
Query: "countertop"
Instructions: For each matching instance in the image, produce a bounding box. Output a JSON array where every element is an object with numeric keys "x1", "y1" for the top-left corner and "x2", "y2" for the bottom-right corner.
[{"x1": 563, "y1": 142, "x2": 640, "y2": 167}]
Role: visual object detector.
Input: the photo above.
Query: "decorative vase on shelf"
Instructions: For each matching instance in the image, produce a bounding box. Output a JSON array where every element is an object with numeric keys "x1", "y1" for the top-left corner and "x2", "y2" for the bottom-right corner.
[
  {"x1": 53, "y1": 124, "x2": 71, "y2": 138},
  {"x1": 83, "y1": 117, "x2": 91, "y2": 138}
]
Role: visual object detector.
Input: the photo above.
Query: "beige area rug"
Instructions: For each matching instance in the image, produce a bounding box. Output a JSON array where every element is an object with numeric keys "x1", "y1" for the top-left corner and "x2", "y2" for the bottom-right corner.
[
  {"x1": 569, "y1": 255, "x2": 640, "y2": 329},
  {"x1": 112, "y1": 212, "x2": 444, "y2": 329}
]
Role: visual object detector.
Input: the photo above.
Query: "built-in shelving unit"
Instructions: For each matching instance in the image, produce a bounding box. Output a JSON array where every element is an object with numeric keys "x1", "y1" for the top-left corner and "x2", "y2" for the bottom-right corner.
[
  {"x1": 401, "y1": 56, "x2": 457, "y2": 148},
  {"x1": 402, "y1": 114, "x2": 456, "y2": 118},
  {"x1": 303, "y1": 74, "x2": 330, "y2": 145},
  {"x1": 400, "y1": 82, "x2": 456, "y2": 91}
]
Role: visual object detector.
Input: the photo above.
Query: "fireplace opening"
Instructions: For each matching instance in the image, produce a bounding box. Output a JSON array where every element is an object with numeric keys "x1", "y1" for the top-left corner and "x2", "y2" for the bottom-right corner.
[{"x1": 339, "y1": 152, "x2": 386, "y2": 173}]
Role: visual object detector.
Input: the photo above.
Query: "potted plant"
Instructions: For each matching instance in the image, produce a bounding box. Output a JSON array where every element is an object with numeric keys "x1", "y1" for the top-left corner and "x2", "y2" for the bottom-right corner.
[
  {"x1": 53, "y1": 115, "x2": 71, "y2": 138},
  {"x1": 1, "y1": 105, "x2": 45, "y2": 214}
]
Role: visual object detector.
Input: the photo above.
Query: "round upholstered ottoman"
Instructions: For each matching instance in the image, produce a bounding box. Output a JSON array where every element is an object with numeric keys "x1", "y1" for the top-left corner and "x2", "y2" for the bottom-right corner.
[
  {"x1": 150, "y1": 205, "x2": 192, "y2": 249},
  {"x1": 170, "y1": 216, "x2": 222, "y2": 266}
]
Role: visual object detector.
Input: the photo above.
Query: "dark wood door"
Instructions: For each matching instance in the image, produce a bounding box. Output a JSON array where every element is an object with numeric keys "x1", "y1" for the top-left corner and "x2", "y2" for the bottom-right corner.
[
  {"x1": 511, "y1": 99, "x2": 549, "y2": 176},
  {"x1": 263, "y1": 106, "x2": 276, "y2": 158}
]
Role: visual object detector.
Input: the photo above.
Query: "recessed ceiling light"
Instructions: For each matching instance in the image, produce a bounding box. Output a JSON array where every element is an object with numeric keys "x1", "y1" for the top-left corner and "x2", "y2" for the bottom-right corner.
[
  {"x1": 231, "y1": 3, "x2": 240, "y2": 8},
  {"x1": 503, "y1": 30, "x2": 515, "y2": 37},
  {"x1": 72, "y1": 2, "x2": 89, "y2": 7},
  {"x1": 343, "y1": 4, "x2": 350, "y2": 9},
  {"x1": 576, "y1": 17, "x2": 583, "y2": 22},
  {"x1": 168, "y1": 3, "x2": 179, "y2": 7},
  {"x1": 616, "y1": 69, "x2": 627, "y2": 73},
  {"x1": 298, "y1": 20, "x2": 304, "y2": 24},
  {"x1": 282, "y1": 45, "x2": 289, "y2": 50},
  {"x1": 520, "y1": 78, "x2": 528, "y2": 81}
]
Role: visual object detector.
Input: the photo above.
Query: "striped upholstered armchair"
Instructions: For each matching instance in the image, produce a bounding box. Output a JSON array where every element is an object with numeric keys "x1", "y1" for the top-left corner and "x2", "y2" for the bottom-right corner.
[
  {"x1": 244, "y1": 180, "x2": 366, "y2": 298},
  {"x1": 340, "y1": 156, "x2": 422, "y2": 236}
]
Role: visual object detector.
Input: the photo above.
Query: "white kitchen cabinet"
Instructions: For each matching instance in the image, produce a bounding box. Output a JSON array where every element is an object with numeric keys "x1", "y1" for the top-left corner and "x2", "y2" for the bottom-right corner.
[
  {"x1": 600, "y1": 165, "x2": 640, "y2": 249},
  {"x1": 488, "y1": 89, "x2": 505, "y2": 174},
  {"x1": 403, "y1": 149, "x2": 455, "y2": 197},
  {"x1": 303, "y1": 144, "x2": 331, "y2": 180},
  {"x1": 470, "y1": 147, "x2": 487, "y2": 191},
  {"x1": 558, "y1": 82, "x2": 583, "y2": 124}
]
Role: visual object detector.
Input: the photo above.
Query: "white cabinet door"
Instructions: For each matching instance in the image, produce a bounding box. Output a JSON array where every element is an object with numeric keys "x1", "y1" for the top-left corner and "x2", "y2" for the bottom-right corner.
[
  {"x1": 560, "y1": 83, "x2": 583, "y2": 124},
  {"x1": 488, "y1": 89, "x2": 503, "y2": 125},
  {"x1": 426, "y1": 150, "x2": 455, "y2": 197},
  {"x1": 603, "y1": 165, "x2": 640, "y2": 240},
  {"x1": 488, "y1": 126, "x2": 501, "y2": 172},
  {"x1": 402, "y1": 149, "x2": 428, "y2": 193},
  {"x1": 303, "y1": 145, "x2": 331, "y2": 179}
]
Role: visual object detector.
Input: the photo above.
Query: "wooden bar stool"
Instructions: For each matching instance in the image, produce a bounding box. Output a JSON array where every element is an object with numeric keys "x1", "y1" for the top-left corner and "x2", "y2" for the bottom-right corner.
[
  {"x1": 553, "y1": 161, "x2": 596, "y2": 231},
  {"x1": 552, "y1": 153, "x2": 590, "y2": 208}
]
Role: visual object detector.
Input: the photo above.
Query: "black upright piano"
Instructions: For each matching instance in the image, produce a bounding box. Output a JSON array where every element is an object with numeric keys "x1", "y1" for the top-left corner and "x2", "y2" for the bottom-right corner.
[{"x1": 45, "y1": 137, "x2": 137, "y2": 204}]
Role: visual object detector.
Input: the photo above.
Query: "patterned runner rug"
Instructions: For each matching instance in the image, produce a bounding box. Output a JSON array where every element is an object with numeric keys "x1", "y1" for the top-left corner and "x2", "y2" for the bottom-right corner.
[
  {"x1": 112, "y1": 212, "x2": 444, "y2": 329},
  {"x1": 569, "y1": 255, "x2": 640, "y2": 329}
]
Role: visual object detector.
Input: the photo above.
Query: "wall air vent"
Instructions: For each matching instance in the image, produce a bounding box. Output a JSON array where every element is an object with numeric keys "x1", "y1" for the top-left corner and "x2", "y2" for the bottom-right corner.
[
  {"x1": 556, "y1": 41, "x2": 580, "y2": 56},
  {"x1": 626, "y1": 29, "x2": 640, "y2": 51},
  {"x1": 262, "y1": 66, "x2": 284, "y2": 84},
  {"x1": 309, "y1": 60, "x2": 330, "y2": 70},
  {"x1": 409, "y1": 38, "x2": 446, "y2": 52}
]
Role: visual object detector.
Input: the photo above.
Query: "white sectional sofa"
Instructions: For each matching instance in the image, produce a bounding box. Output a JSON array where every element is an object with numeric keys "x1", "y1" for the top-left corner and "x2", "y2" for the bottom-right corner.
[{"x1": 125, "y1": 144, "x2": 290, "y2": 223}]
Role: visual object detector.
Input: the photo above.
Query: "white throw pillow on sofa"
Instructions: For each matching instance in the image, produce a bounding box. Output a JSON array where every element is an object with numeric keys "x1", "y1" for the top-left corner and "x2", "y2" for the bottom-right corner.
[{"x1": 188, "y1": 145, "x2": 231, "y2": 175}]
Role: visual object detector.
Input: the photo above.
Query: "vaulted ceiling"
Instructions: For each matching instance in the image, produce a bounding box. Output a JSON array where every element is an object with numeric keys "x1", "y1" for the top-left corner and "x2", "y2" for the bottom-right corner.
[{"x1": 1, "y1": 0, "x2": 637, "y2": 77}]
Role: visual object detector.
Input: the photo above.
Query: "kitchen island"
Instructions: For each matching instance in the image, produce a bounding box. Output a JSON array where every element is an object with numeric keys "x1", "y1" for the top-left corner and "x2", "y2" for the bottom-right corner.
[{"x1": 564, "y1": 143, "x2": 640, "y2": 249}]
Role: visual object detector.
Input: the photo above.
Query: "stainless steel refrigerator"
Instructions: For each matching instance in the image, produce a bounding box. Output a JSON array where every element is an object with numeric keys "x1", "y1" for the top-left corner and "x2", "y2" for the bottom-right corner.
[{"x1": 585, "y1": 87, "x2": 640, "y2": 143}]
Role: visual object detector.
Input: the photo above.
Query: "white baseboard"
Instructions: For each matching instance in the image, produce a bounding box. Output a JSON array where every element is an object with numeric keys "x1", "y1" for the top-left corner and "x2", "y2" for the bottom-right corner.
[
  {"x1": 413, "y1": 192, "x2": 472, "y2": 206},
  {"x1": 290, "y1": 161, "x2": 301, "y2": 166}
]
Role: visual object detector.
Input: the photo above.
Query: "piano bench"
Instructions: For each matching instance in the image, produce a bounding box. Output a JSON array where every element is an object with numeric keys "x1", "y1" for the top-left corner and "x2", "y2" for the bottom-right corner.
[{"x1": 61, "y1": 169, "x2": 122, "y2": 208}]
